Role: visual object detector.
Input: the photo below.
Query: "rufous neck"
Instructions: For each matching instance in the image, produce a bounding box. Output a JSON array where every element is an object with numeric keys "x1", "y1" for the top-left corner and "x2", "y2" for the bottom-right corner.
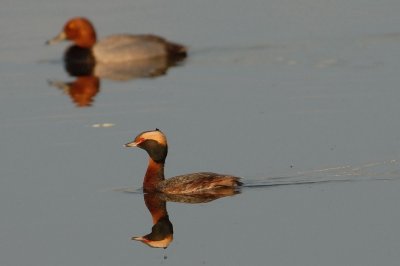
[
  {"x1": 75, "y1": 34, "x2": 96, "y2": 48},
  {"x1": 143, "y1": 158, "x2": 165, "y2": 192}
]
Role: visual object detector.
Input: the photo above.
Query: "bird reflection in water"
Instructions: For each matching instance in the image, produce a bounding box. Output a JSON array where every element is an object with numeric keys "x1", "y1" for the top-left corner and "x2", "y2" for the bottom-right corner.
[
  {"x1": 47, "y1": 45, "x2": 186, "y2": 107},
  {"x1": 132, "y1": 193, "x2": 173, "y2": 249},
  {"x1": 133, "y1": 188, "x2": 240, "y2": 249}
]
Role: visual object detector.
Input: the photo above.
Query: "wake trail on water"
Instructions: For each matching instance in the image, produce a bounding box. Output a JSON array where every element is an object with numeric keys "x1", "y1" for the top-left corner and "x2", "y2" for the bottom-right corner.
[{"x1": 242, "y1": 160, "x2": 400, "y2": 188}]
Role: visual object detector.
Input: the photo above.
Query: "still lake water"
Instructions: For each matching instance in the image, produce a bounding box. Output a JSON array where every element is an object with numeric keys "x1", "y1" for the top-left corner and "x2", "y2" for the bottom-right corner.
[{"x1": 1, "y1": 0, "x2": 400, "y2": 265}]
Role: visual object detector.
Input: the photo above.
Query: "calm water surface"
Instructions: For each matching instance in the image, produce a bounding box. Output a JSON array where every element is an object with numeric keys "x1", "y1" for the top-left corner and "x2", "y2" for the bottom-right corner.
[{"x1": 1, "y1": 0, "x2": 400, "y2": 265}]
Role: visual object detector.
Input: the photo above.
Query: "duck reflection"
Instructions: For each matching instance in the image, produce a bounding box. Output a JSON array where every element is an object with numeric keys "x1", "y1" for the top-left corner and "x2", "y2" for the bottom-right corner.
[
  {"x1": 133, "y1": 189, "x2": 239, "y2": 249},
  {"x1": 48, "y1": 76, "x2": 99, "y2": 107},
  {"x1": 47, "y1": 45, "x2": 186, "y2": 107}
]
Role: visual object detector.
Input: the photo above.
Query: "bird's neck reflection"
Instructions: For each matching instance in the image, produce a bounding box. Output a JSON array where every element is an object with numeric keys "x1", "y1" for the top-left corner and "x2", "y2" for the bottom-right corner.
[
  {"x1": 132, "y1": 193, "x2": 173, "y2": 249},
  {"x1": 132, "y1": 188, "x2": 240, "y2": 249},
  {"x1": 48, "y1": 76, "x2": 100, "y2": 107}
]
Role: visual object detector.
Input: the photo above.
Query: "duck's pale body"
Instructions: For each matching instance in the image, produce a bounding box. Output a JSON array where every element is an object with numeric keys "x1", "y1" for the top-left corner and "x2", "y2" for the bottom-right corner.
[{"x1": 93, "y1": 34, "x2": 183, "y2": 63}]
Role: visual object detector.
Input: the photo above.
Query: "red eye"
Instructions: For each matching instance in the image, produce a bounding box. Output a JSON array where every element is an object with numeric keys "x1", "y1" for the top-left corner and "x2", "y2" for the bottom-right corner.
[{"x1": 136, "y1": 137, "x2": 145, "y2": 144}]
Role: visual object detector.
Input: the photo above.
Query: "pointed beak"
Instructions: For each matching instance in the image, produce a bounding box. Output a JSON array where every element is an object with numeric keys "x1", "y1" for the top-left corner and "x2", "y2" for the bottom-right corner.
[
  {"x1": 132, "y1": 236, "x2": 148, "y2": 242},
  {"x1": 132, "y1": 235, "x2": 172, "y2": 248},
  {"x1": 46, "y1": 31, "x2": 67, "y2": 45},
  {"x1": 124, "y1": 141, "x2": 138, "y2": 148}
]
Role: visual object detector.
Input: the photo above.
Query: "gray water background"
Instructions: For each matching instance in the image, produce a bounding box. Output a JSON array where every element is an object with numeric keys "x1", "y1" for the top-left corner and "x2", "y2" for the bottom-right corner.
[{"x1": 1, "y1": 0, "x2": 400, "y2": 265}]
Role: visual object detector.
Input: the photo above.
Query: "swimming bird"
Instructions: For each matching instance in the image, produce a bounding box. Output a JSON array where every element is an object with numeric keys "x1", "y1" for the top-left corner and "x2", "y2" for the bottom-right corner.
[
  {"x1": 46, "y1": 17, "x2": 187, "y2": 63},
  {"x1": 125, "y1": 129, "x2": 242, "y2": 194}
]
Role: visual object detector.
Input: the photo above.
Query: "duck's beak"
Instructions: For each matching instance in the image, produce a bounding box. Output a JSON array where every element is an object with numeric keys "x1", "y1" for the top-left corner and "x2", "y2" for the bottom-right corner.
[
  {"x1": 46, "y1": 31, "x2": 67, "y2": 45},
  {"x1": 124, "y1": 141, "x2": 138, "y2": 148}
]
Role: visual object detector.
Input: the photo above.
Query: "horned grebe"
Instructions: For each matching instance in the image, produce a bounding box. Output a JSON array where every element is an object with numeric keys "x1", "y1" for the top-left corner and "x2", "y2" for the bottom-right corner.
[
  {"x1": 46, "y1": 17, "x2": 187, "y2": 63},
  {"x1": 125, "y1": 129, "x2": 242, "y2": 194}
]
